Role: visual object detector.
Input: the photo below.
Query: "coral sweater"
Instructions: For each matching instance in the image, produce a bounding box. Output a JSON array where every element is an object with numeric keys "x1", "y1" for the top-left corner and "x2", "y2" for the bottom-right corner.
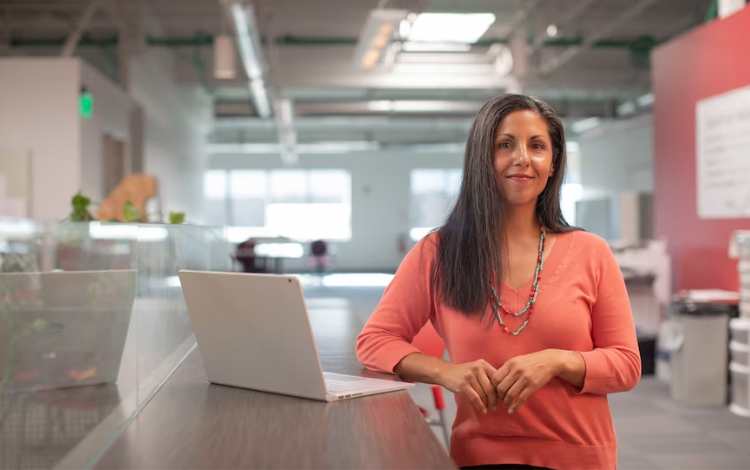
[{"x1": 356, "y1": 230, "x2": 641, "y2": 470}]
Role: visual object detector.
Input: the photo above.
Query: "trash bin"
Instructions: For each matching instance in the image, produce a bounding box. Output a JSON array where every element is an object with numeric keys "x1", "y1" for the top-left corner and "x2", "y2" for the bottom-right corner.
[{"x1": 669, "y1": 299, "x2": 736, "y2": 406}]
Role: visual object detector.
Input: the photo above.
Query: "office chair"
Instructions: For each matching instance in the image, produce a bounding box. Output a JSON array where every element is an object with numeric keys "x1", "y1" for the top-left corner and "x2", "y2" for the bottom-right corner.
[{"x1": 410, "y1": 322, "x2": 450, "y2": 446}]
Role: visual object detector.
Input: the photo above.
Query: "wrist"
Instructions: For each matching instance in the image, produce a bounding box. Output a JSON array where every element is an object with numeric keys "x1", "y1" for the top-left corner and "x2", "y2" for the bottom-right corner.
[
  {"x1": 549, "y1": 349, "x2": 572, "y2": 376},
  {"x1": 431, "y1": 360, "x2": 449, "y2": 386}
]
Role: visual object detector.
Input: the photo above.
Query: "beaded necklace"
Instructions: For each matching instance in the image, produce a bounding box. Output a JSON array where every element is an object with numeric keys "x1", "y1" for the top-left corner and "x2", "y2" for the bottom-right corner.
[{"x1": 490, "y1": 228, "x2": 546, "y2": 336}]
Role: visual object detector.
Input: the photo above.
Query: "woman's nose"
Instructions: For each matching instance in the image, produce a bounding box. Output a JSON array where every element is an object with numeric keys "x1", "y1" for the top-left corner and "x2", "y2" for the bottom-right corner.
[{"x1": 513, "y1": 145, "x2": 530, "y2": 166}]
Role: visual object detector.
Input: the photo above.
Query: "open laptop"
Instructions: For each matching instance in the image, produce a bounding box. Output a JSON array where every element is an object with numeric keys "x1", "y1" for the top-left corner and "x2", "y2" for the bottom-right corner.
[
  {"x1": 178, "y1": 270, "x2": 413, "y2": 401},
  {"x1": 0, "y1": 269, "x2": 137, "y2": 392}
]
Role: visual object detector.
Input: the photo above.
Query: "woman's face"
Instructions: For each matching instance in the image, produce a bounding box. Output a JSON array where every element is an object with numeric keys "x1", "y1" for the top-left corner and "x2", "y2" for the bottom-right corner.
[{"x1": 493, "y1": 110, "x2": 555, "y2": 208}]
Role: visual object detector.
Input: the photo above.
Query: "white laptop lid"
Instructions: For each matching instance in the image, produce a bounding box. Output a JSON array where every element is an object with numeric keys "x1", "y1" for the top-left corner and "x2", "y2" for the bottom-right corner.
[{"x1": 179, "y1": 270, "x2": 329, "y2": 401}]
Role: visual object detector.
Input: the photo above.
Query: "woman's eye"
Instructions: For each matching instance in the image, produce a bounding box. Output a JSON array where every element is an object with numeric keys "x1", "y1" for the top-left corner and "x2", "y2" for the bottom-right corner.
[
  {"x1": 498, "y1": 142, "x2": 512, "y2": 149},
  {"x1": 532, "y1": 142, "x2": 546, "y2": 150}
]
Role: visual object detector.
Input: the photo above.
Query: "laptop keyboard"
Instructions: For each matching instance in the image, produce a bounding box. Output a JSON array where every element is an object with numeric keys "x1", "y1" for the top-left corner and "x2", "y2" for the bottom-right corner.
[{"x1": 323, "y1": 372, "x2": 367, "y2": 391}]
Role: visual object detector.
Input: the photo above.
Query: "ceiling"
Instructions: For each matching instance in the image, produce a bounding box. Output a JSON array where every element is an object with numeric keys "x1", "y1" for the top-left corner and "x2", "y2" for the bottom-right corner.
[{"x1": 0, "y1": 0, "x2": 713, "y2": 148}]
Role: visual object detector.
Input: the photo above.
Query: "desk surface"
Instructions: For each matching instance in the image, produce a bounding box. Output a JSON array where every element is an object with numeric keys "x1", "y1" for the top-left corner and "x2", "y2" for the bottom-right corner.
[{"x1": 95, "y1": 304, "x2": 456, "y2": 470}]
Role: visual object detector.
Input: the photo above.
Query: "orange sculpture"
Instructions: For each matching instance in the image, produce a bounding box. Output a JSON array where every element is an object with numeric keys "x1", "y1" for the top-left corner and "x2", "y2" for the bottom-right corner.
[{"x1": 97, "y1": 174, "x2": 158, "y2": 222}]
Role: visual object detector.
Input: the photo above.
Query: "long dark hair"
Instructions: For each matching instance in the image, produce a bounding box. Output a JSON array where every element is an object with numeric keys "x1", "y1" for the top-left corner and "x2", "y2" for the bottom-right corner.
[{"x1": 433, "y1": 94, "x2": 577, "y2": 315}]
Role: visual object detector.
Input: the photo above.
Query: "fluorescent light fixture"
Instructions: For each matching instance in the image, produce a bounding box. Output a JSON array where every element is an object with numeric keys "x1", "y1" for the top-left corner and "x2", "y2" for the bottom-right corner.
[
  {"x1": 230, "y1": 3, "x2": 263, "y2": 79},
  {"x1": 228, "y1": 2, "x2": 271, "y2": 118},
  {"x1": 407, "y1": 13, "x2": 495, "y2": 43},
  {"x1": 546, "y1": 24, "x2": 558, "y2": 37},
  {"x1": 571, "y1": 117, "x2": 601, "y2": 133},
  {"x1": 254, "y1": 242, "x2": 304, "y2": 258},
  {"x1": 354, "y1": 9, "x2": 408, "y2": 70},
  {"x1": 401, "y1": 41, "x2": 471, "y2": 52},
  {"x1": 249, "y1": 80, "x2": 271, "y2": 118},
  {"x1": 637, "y1": 93, "x2": 654, "y2": 107}
]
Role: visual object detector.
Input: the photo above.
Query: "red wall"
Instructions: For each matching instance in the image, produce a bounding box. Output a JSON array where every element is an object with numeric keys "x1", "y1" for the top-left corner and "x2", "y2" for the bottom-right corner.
[{"x1": 652, "y1": 6, "x2": 750, "y2": 293}]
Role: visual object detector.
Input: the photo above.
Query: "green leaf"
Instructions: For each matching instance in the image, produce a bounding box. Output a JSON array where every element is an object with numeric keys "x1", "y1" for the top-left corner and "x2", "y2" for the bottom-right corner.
[
  {"x1": 168, "y1": 211, "x2": 185, "y2": 224},
  {"x1": 122, "y1": 201, "x2": 140, "y2": 222},
  {"x1": 70, "y1": 191, "x2": 93, "y2": 221}
]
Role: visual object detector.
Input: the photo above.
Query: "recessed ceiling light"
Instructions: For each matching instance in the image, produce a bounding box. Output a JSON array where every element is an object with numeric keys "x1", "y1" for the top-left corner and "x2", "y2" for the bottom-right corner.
[
  {"x1": 546, "y1": 24, "x2": 558, "y2": 37},
  {"x1": 407, "y1": 13, "x2": 495, "y2": 43},
  {"x1": 401, "y1": 41, "x2": 471, "y2": 52}
]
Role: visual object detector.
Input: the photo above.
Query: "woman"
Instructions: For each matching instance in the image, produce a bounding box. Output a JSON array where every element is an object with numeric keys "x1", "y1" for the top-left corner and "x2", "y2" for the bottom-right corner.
[{"x1": 356, "y1": 94, "x2": 640, "y2": 470}]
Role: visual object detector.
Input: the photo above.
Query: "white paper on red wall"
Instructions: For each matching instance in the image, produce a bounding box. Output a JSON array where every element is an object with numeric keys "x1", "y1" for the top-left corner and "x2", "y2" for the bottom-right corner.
[{"x1": 696, "y1": 84, "x2": 750, "y2": 219}]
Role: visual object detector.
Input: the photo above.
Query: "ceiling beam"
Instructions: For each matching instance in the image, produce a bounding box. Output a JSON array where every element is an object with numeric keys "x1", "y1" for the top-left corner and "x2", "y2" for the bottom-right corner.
[
  {"x1": 537, "y1": 0, "x2": 660, "y2": 76},
  {"x1": 61, "y1": 0, "x2": 102, "y2": 56},
  {"x1": 528, "y1": 0, "x2": 597, "y2": 55}
]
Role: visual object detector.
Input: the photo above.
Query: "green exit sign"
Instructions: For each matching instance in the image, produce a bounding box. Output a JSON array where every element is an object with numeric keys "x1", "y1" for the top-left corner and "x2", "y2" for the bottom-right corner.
[{"x1": 79, "y1": 88, "x2": 94, "y2": 119}]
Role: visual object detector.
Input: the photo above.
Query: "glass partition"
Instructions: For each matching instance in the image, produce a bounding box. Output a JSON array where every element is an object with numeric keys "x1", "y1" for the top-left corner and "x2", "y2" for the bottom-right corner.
[{"x1": 0, "y1": 219, "x2": 231, "y2": 468}]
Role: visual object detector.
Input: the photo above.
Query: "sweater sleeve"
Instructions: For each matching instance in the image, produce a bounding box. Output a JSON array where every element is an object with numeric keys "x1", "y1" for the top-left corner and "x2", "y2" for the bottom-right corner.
[
  {"x1": 355, "y1": 236, "x2": 437, "y2": 373},
  {"x1": 578, "y1": 239, "x2": 642, "y2": 395}
]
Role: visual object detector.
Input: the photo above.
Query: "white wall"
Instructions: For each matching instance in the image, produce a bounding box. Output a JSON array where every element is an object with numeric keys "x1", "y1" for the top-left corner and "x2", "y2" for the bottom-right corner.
[
  {"x1": 0, "y1": 58, "x2": 80, "y2": 220},
  {"x1": 577, "y1": 113, "x2": 654, "y2": 241},
  {"x1": 128, "y1": 49, "x2": 212, "y2": 221},
  {"x1": 210, "y1": 150, "x2": 464, "y2": 271},
  {"x1": 578, "y1": 113, "x2": 654, "y2": 195},
  {"x1": 0, "y1": 54, "x2": 212, "y2": 223},
  {"x1": 80, "y1": 61, "x2": 135, "y2": 202}
]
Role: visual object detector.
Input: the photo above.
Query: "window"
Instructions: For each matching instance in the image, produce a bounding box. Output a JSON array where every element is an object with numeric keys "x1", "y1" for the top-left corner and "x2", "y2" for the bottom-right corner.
[
  {"x1": 204, "y1": 170, "x2": 228, "y2": 200},
  {"x1": 409, "y1": 169, "x2": 462, "y2": 240},
  {"x1": 203, "y1": 169, "x2": 351, "y2": 241},
  {"x1": 230, "y1": 171, "x2": 267, "y2": 226}
]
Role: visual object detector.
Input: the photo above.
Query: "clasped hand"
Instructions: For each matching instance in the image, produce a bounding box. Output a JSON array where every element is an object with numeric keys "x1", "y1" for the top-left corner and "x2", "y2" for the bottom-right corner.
[{"x1": 438, "y1": 350, "x2": 560, "y2": 415}]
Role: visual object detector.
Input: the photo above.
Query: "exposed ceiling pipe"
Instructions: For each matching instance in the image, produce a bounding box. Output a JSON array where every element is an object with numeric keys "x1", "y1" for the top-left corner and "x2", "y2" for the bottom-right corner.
[
  {"x1": 538, "y1": 0, "x2": 660, "y2": 76},
  {"x1": 61, "y1": 0, "x2": 102, "y2": 56}
]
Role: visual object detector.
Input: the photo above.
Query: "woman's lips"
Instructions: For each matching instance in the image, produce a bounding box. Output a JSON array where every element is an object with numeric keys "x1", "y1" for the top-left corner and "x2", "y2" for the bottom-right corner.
[{"x1": 506, "y1": 175, "x2": 535, "y2": 182}]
